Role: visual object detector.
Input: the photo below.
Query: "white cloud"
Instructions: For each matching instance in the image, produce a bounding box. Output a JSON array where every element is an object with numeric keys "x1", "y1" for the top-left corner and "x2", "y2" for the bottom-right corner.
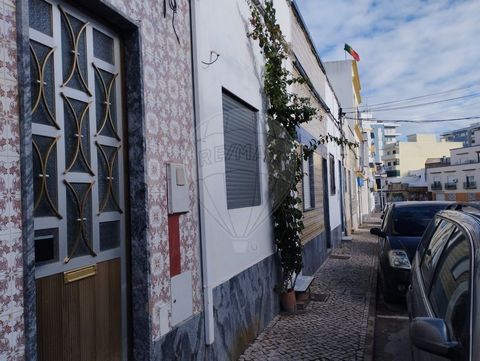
[{"x1": 295, "y1": 0, "x2": 480, "y2": 136}]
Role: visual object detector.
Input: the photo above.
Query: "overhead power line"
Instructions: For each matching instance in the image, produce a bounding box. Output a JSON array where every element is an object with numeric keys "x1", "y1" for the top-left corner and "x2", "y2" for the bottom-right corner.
[
  {"x1": 344, "y1": 115, "x2": 480, "y2": 123},
  {"x1": 344, "y1": 92, "x2": 480, "y2": 114},
  {"x1": 342, "y1": 83, "x2": 480, "y2": 110}
]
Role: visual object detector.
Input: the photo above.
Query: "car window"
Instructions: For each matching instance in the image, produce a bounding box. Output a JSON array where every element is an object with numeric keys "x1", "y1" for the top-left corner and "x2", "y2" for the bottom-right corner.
[
  {"x1": 391, "y1": 205, "x2": 447, "y2": 237},
  {"x1": 417, "y1": 217, "x2": 441, "y2": 260},
  {"x1": 428, "y1": 228, "x2": 471, "y2": 356},
  {"x1": 420, "y1": 220, "x2": 456, "y2": 286}
]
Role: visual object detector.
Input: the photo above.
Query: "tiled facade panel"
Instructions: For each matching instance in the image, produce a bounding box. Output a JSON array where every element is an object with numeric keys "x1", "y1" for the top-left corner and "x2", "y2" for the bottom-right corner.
[
  {"x1": 104, "y1": 0, "x2": 201, "y2": 341},
  {"x1": 0, "y1": 0, "x2": 25, "y2": 358},
  {"x1": 0, "y1": 0, "x2": 201, "y2": 358}
]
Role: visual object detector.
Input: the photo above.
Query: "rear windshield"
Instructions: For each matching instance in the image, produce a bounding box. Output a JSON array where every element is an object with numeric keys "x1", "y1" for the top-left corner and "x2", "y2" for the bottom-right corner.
[{"x1": 391, "y1": 205, "x2": 447, "y2": 237}]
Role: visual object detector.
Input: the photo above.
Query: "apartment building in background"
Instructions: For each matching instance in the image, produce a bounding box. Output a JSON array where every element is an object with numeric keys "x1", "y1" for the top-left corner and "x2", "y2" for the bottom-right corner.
[
  {"x1": 363, "y1": 119, "x2": 401, "y2": 164},
  {"x1": 383, "y1": 134, "x2": 462, "y2": 178},
  {"x1": 441, "y1": 123, "x2": 480, "y2": 147},
  {"x1": 360, "y1": 114, "x2": 400, "y2": 209},
  {"x1": 427, "y1": 144, "x2": 480, "y2": 201}
]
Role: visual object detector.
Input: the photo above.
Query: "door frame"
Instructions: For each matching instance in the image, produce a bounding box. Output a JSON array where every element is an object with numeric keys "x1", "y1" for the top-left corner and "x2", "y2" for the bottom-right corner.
[
  {"x1": 322, "y1": 157, "x2": 331, "y2": 248},
  {"x1": 16, "y1": 0, "x2": 151, "y2": 359}
]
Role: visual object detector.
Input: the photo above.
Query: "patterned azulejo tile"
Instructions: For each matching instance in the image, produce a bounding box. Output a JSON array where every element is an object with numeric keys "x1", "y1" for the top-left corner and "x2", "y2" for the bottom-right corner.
[
  {"x1": 0, "y1": 157, "x2": 21, "y2": 235},
  {"x1": 0, "y1": 233, "x2": 23, "y2": 318},
  {"x1": 0, "y1": 116, "x2": 19, "y2": 158},
  {"x1": 0, "y1": 310, "x2": 25, "y2": 360}
]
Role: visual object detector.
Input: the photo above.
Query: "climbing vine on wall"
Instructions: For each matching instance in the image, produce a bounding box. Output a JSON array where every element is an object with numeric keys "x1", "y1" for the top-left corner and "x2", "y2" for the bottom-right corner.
[{"x1": 248, "y1": 0, "x2": 356, "y2": 292}]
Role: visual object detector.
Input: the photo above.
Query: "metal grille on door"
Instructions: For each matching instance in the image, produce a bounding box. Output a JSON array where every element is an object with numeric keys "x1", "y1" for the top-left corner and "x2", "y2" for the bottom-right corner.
[{"x1": 29, "y1": 0, "x2": 125, "y2": 278}]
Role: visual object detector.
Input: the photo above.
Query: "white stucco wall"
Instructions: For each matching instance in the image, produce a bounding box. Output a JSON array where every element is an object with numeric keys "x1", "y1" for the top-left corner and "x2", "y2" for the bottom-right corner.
[
  {"x1": 325, "y1": 114, "x2": 343, "y2": 231},
  {"x1": 323, "y1": 61, "x2": 355, "y2": 127},
  {"x1": 193, "y1": 0, "x2": 276, "y2": 289}
]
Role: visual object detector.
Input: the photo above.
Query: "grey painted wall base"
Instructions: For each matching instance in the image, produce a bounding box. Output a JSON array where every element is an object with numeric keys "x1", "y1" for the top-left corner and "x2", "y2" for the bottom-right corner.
[
  {"x1": 302, "y1": 231, "x2": 328, "y2": 276},
  {"x1": 153, "y1": 252, "x2": 281, "y2": 361}
]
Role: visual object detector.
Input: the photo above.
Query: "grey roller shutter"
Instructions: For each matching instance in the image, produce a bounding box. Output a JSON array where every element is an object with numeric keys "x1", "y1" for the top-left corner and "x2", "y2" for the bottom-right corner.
[{"x1": 222, "y1": 91, "x2": 261, "y2": 209}]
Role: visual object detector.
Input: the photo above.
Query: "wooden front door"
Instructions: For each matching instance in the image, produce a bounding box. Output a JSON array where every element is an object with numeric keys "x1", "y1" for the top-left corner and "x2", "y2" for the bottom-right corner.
[{"x1": 29, "y1": 1, "x2": 127, "y2": 360}]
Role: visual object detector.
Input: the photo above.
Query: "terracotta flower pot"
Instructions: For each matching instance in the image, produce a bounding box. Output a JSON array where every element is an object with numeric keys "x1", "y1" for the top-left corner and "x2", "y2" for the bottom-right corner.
[{"x1": 281, "y1": 289, "x2": 297, "y2": 313}]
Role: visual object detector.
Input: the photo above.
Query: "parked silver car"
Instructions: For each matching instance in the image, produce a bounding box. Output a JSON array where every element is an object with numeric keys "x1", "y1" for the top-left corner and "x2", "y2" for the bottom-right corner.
[{"x1": 407, "y1": 208, "x2": 479, "y2": 360}]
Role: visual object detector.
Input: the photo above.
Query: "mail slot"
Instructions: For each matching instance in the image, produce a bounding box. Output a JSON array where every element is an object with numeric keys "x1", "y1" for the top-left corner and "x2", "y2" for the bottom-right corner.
[{"x1": 64, "y1": 264, "x2": 97, "y2": 284}]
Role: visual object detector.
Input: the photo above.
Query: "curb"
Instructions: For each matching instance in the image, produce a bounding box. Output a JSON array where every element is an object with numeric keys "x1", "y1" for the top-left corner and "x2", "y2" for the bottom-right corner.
[
  {"x1": 363, "y1": 244, "x2": 378, "y2": 361},
  {"x1": 363, "y1": 219, "x2": 378, "y2": 361}
]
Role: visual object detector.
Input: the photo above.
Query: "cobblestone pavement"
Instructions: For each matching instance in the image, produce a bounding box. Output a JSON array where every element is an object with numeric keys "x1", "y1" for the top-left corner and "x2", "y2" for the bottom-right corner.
[{"x1": 239, "y1": 218, "x2": 380, "y2": 361}]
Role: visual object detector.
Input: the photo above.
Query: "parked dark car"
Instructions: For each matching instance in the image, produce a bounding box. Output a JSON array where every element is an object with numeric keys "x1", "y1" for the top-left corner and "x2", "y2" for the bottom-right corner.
[
  {"x1": 370, "y1": 201, "x2": 453, "y2": 302},
  {"x1": 407, "y1": 208, "x2": 479, "y2": 360}
]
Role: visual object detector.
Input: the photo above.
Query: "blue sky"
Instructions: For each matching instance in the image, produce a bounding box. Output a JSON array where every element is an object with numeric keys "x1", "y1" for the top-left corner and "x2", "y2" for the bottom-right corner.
[{"x1": 295, "y1": 0, "x2": 480, "y2": 136}]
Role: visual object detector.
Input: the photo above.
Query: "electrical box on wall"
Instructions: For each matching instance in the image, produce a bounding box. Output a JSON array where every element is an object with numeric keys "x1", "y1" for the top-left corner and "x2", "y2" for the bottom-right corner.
[
  {"x1": 171, "y1": 271, "x2": 193, "y2": 326},
  {"x1": 167, "y1": 163, "x2": 189, "y2": 214}
]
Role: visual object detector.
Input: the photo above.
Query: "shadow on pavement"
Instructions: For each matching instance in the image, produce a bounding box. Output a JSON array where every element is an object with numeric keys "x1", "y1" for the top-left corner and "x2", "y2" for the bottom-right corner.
[{"x1": 374, "y1": 274, "x2": 412, "y2": 361}]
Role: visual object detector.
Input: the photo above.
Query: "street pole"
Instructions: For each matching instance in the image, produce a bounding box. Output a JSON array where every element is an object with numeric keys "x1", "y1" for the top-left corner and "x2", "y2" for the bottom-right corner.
[{"x1": 339, "y1": 107, "x2": 347, "y2": 234}]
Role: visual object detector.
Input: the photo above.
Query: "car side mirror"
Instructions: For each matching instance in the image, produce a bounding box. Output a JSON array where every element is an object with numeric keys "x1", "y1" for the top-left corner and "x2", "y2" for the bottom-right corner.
[
  {"x1": 370, "y1": 227, "x2": 385, "y2": 237},
  {"x1": 410, "y1": 318, "x2": 463, "y2": 360}
]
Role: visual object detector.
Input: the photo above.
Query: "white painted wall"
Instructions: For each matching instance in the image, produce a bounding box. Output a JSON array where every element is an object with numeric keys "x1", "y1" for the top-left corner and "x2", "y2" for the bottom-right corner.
[
  {"x1": 194, "y1": 0, "x2": 276, "y2": 290},
  {"x1": 325, "y1": 114, "x2": 343, "y2": 231},
  {"x1": 323, "y1": 61, "x2": 355, "y2": 127}
]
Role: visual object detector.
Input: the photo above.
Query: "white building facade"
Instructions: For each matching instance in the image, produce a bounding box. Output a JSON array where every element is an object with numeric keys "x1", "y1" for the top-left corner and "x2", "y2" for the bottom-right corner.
[{"x1": 427, "y1": 145, "x2": 480, "y2": 202}]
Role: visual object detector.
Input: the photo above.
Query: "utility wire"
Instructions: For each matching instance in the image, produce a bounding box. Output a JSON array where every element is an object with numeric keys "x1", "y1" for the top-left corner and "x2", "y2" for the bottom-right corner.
[
  {"x1": 164, "y1": 0, "x2": 180, "y2": 44},
  {"x1": 344, "y1": 92, "x2": 480, "y2": 113},
  {"x1": 370, "y1": 92, "x2": 480, "y2": 112},
  {"x1": 416, "y1": 99, "x2": 480, "y2": 119},
  {"x1": 342, "y1": 83, "x2": 480, "y2": 110},
  {"x1": 344, "y1": 115, "x2": 480, "y2": 123}
]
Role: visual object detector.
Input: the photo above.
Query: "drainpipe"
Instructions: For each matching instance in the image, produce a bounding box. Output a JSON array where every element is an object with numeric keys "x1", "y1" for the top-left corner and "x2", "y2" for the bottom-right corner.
[{"x1": 189, "y1": 0, "x2": 215, "y2": 345}]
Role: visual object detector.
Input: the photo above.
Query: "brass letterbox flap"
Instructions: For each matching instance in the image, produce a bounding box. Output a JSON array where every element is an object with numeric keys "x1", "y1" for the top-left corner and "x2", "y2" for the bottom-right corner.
[{"x1": 64, "y1": 264, "x2": 96, "y2": 284}]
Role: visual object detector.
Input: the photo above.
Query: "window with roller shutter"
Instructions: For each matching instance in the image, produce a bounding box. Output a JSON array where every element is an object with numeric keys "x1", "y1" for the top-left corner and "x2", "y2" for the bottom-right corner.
[{"x1": 222, "y1": 90, "x2": 261, "y2": 209}]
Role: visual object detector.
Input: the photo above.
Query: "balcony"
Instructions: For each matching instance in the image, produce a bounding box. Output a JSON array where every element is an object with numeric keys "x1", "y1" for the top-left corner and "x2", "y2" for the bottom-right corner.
[
  {"x1": 383, "y1": 152, "x2": 399, "y2": 158},
  {"x1": 444, "y1": 182, "x2": 457, "y2": 190},
  {"x1": 453, "y1": 159, "x2": 479, "y2": 165},
  {"x1": 386, "y1": 170, "x2": 400, "y2": 177},
  {"x1": 384, "y1": 164, "x2": 400, "y2": 171},
  {"x1": 431, "y1": 182, "x2": 442, "y2": 190},
  {"x1": 464, "y1": 181, "x2": 477, "y2": 189}
]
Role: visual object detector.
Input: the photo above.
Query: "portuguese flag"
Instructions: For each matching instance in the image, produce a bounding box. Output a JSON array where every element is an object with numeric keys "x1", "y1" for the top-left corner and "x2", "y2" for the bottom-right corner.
[{"x1": 344, "y1": 43, "x2": 360, "y2": 61}]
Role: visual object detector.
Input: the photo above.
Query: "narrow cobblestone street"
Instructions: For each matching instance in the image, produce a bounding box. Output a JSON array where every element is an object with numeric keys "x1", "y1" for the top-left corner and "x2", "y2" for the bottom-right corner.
[{"x1": 239, "y1": 218, "x2": 380, "y2": 361}]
